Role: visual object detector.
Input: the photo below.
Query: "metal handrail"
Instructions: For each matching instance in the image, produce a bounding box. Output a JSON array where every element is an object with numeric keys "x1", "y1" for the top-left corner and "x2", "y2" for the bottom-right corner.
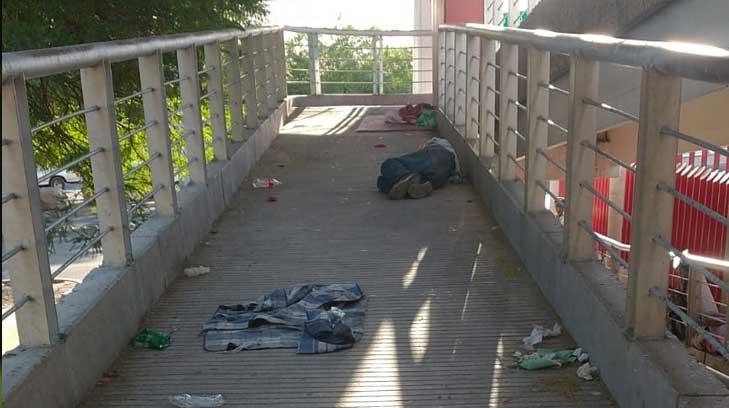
[
  {"x1": 44, "y1": 188, "x2": 109, "y2": 233},
  {"x1": 2, "y1": 244, "x2": 24, "y2": 263},
  {"x1": 579, "y1": 180, "x2": 633, "y2": 222},
  {"x1": 439, "y1": 24, "x2": 729, "y2": 83},
  {"x1": 661, "y1": 127, "x2": 729, "y2": 158},
  {"x1": 583, "y1": 98, "x2": 639, "y2": 123},
  {"x1": 285, "y1": 26, "x2": 431, "y2": 37},
  {"x1": 2, "y1": 27, "x2": 283, "y2": 81},
  {"x1": 37, "y1": 147, "x2": 104, "y2": 184},
  {"x1": 578, "y1": 220, "x2": 630, "y2": 269},
  {"x1": 31, "y1": 106, "x2": 100, "y2": 134},
  {"x1": 581, "y1": 140, "x2": 636, "y2": 173},
  {"x1": 536, "y1": 148, "x2": 566, "y2": 173},
  {"x1": 51, "y1": 227, "x2": 112, "y2": 279},
  {"x1": 2, "y1": 295, "x2": 31, "y2": 321}
]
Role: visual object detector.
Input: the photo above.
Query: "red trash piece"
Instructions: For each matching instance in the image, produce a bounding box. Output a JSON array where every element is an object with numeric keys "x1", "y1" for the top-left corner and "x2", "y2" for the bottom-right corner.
[
  {"x1": 373, "y1": 143, "x2": 387, "y2": 148},
  {"x1": 398, "y1": 103, "x2": 433, "y2": 124},
  {"x1": 267, "y1": 196, "x2": 278, "y2": 202},
  {"x1": 97, "y1": 377, "x2": 112, "y2": 385}
]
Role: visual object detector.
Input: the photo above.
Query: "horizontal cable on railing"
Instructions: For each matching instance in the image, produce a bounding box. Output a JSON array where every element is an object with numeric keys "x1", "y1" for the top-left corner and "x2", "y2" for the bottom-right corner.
[
  {"x1": 2, "y1": 244, "x2": 24, "y2": 263},
  {"x1": 657, "y1": 182, "x2": 728, "y2": 226},
  {"x1": 538, "y1": 82, "x2": 570, "y2": 96},
  {"x1": 579, "y1": 181, "x2": 632, "y2": 222},
  {"x1": 593, "y1": 231, "x2": 631, "y2": 252},
  {"x1": 536, "y1": 180, "x2": 564, "y2": 209},
  {"x1": 486, "y1": 86, "x2": 500, "y2": 96},
  {"x1": 507, "y1": 153, "x2": 524, "y2": 171},
  {"x1": 653, "y1": 235, "x2": 729, "y2": 293},
  {"x1": 2, "y1": 295, "x2": 31, "y2": 321},
  {"x1": 471, "y1": 55, "x2": 480, "y2": 61},
  {"x1": 127, "y1": 185, "x2": 164, "y2": 216},
  {"x1": 536, "y1": 148, "x2": 566, "y2": 173},
  {"x1": 487, "y1": 110, "x2": 500, "y2": 122},
  {"x1": 1, "y1": 138, "x2": 10, "y2": 146},
  {"x1": 660, "y1": 127, "x2": 729, "y2": 158},
  {"x1": 649, "y1": 287, "x2": 729, "y2": 360},
  {"x1": 119, "y1": 120, "x2": 158, "y2": 143},
  {"x1": 577, "y1": 220, "x2": 630, "y2": 269},
  {"x1": 2, "y1": 193, "x2": 17, "y2": 205},
  {"x1": 164, "y1": 76, "x2": 189, "y2": 87},
  {"x1": 508, "y1": 99, "x2": 527, "y2": 111},
  {"x1": 124, "y1": 152, "x2": 162, "y2": 179},
  {"x1": 44, "y1": 188, "x2": 109, "y2": 233},
  {"x1": 486, "y1": 62, "x2": 500, "y2": 70},
  {"x1": 31, "y1": 106, "x2": 101, "y2": 134},
  {"x1": 37, "y1": 148, "x2": 104, "y2": 184},
  {"x1": 484, "y1": 132, "x2": 499, "y2": 146},
  {"x1": 198, "y1": 66, "x2": 215, "y2": 75},
  {"x1": 52, "y1": 227, "x2": 112, "y2": 279},
  {"x1": 581, "y1": 140, "x2": 636, "y2": 173},
  {"x1": 583, "y1": 98, "x2": 639, "y2": 122},
  {"x1": 537, "y1": 116, "x2": 568, "y2": 134},
  {"x1": 115, "y1": 87, "x2": 154, "y2": 104},
  {"x1": 199, "y1": 91, "x2": 216, "y2": 100},
  {"x1": 508, "y1": 127, "x2": 527, "y2": 142},
  {"x1": 169, "y1": 104, "x2": 191, "y2": 117},
  {"x1": 508, "y1": 70, "x2": 527, "y2": 80}
]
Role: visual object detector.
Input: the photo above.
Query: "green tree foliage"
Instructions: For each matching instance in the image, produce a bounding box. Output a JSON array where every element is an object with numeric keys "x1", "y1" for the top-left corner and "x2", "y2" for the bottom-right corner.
[
  {"x1": 2, "y1": 0, "x2": 268, "y2": 199},
  {"x1": 285, "y1": 30, "x2": 414, "y2": 95}
]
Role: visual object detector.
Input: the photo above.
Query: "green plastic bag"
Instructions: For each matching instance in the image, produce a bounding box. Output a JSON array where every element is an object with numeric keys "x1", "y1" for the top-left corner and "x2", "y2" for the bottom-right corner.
[
  {"x1": 133, "y1": 329, "x2": 171, "y2": 350},
  {"x1": 517, "y1": 348, "x2": 577, "y2": 370},
  {"x1": 416, "y1": 109, "x2": 437, "y2": 129}
]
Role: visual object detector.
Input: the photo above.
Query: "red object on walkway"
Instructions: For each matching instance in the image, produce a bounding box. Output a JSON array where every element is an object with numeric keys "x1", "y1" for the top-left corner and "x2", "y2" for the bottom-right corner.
[
  {"x1": 373, "y1": 143, "x2": 387, "y2": 148},
  {"x1": 267, "y1": 196, "x2": 278, "y2": 202}
]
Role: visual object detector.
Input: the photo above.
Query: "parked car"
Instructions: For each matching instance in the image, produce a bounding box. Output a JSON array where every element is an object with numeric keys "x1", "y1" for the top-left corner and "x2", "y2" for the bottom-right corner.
[{"x1": 37, "y1": 169, "x2": 82, "y2": 190}]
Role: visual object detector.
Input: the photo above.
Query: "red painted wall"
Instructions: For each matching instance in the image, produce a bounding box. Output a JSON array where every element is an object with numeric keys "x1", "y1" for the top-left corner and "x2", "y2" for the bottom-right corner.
[{"x1": 445, "y1": 0, "x2": 484, "y2": 24}]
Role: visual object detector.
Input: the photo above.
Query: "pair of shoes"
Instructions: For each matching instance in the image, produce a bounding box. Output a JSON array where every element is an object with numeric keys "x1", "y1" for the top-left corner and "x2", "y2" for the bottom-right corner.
[
  {"x1": 388, "y1": 173, "x2": 416, "y2": 200},
  {"x1": 408, "y1": 180, "x2": 433, "y2": 199}
]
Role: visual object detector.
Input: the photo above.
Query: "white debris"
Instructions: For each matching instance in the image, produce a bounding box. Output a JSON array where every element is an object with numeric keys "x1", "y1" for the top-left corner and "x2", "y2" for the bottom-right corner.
[
  {"x1": 252, "y1": 178, "x2": 282, "y2": 189},
  {"x1": 522, "y1": 323, "x2": 562, "y2": 350},
  {"x1": 576, "y1": 362, "x2": 599, "y2": 381},
  {"x1": 578, "y1": 352, "x2": 590, "y2": 363},
  {"x1": 183, "y1": 266, "x2": 210, "y2": 277}
]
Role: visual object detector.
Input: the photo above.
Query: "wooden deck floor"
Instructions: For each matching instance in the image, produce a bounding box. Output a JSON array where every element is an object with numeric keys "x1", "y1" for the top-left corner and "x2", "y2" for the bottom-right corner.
[{"x1": 83, "y1": 107, "x2": 615, "y2": 407}]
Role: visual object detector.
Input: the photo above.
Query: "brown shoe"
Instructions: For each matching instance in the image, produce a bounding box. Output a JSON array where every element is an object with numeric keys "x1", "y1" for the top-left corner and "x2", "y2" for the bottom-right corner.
[
  {"x1": 388, "y1": 173, "x2": 416, "y2": 200},
  {"x1": 408, "y1": 180, "x2": 433, "y2": 199}
]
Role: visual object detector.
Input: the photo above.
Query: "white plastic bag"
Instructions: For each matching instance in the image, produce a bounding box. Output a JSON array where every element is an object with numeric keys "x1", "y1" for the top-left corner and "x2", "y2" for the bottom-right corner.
[
  {"x1": 252, "y1": 178, "x2": 282, "y2": 189},
  {"x1": 169, "y1": 394, "x2": 225, "y2": 408}
]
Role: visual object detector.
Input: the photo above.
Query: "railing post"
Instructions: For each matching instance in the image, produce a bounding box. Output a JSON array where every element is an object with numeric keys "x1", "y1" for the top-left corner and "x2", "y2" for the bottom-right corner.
[
  {"x1": 377, "y1": 36, "x2": 384, "y2": 95},
  {"x1": 251, "y1": 34, "x2": 268, "y2": 123},
  {"x1": 80, "y1": 61, "x2": 133, "y2": 266},
  {"x1": 276, "y1": 30, "x2": 288, "y2": 102},
  {"x1": 371, "y1": 35, "x2": 378, "y2": 95},
  {"x1": 479, "y1": 37, "x2": 496, "y2": 159},
  {"x1": 626, "y1": 70, "x2": 681, "y2": 339},
  {"x1": 464, "y1": 34, "x2": 480, "y2": 143},
  {"x1": 176, "y1": 46, "x2": 207, "y2": 184},
  {"x1": 445, "y1": 30, "x2": 455, "y2": 121},
  {"x1": 2, "y1": 76, "x2": 60, "y2": 346},
  {"x1": 307, "y1": 33, "x2": 321, "y2": 95},
  {"x1": 437, "y1": 31, "x2": 446, "y2": 109},
  {"x1": 564, "y1": 56, "x2": 598, "y2": 261},
  {"x1": 454, "y1": 32, "x2": 467, "y2": 130},
  {"x1": 221, "y1": 39, "x2": 245, "y2": 142},
  {"x1": 204, "y1": 42, "x2": 229, "y2": 161},
  {"x1": 138, "y1": 52, "x2": 178, "y2": 216},
  {"x1": 498, "y1": 43, "x2": 518, "y2": 181},
  {"x1": 261, "y1": 33, "x2": 277, "y2": 112},
  {"x1": 525, "y1": 49, "x2": 550, "y2": 212},
  {"x1": 241, "y1": 36, "x2": 259, "y2": 131}
]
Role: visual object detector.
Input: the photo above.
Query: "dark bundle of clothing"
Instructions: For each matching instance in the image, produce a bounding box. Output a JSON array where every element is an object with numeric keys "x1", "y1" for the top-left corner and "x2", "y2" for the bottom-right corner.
[
  {"x1": 377, "y1": 137, "x2": 459, "y2": 200},
  {"x1": 203, "y1": 283, "x2": 366, "y2": 354}
]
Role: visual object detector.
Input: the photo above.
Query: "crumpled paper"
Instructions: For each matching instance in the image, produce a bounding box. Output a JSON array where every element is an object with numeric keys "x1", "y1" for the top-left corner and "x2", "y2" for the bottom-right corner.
[{"x1": 522, "y1": 323, "x2": 562, "y2": 350}]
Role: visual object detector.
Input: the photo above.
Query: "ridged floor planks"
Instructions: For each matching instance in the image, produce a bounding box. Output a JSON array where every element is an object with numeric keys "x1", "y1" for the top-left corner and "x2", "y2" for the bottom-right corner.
[{"x1": 82, "y1": 107, "x2": 615, "y2": 407}]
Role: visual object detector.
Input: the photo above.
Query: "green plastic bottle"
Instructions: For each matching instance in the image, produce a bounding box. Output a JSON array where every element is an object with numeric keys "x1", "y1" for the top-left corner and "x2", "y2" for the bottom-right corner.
[{"x1": 132, "y1": 329, "x2": 171, "y2": 350}]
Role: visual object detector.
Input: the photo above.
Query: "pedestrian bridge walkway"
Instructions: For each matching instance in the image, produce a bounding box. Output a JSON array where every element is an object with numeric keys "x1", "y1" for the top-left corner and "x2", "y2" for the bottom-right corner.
[{"x1": 82, "y1": 106, "x2": 614, "y2": 407}]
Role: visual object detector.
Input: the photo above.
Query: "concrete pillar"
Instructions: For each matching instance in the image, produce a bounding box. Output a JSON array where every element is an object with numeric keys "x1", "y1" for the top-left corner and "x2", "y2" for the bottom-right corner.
[
  {"x1": 479, "y1": 37, "x2": 496, "y2": 159},
  {"x1": 240, "y1": 37, "x2": 259, "y2": 130},
  {"x1": 80, "y1": 61, "x2": 133, "y2": 265},
  {"x1": 276, "y1": 30, "x2": 288, "y2": 101},
  {"x1": 371, "y1": 36, "x2": 379, "y2": 95},
  {"x1": 377, "y1": 36, "x2": 385, "y2": 95},
  {"x1": 498, "y1": 43, "x2": 518, "y2": 181},
  {"x1": 564, "y1": 57, "x2": 598, "y2": 261},
  {"x1": 525, "y1": 49, "x2": 550, "y2": 212},
  {"x1": 465, "y1": 34, "x2": 480, "y2": 142},
  {"x1": 176, "y1": 46, "x2": 207, "y2": 184},
  {"x1": 307, "y1": 33, "x2": 321, "y2": 96},
  {"x1": 204, "y1": 42, "x2": 229, "y2": 161},
  {"x1": 221, "y1": 39, "x2": 245, "y2": 142},
  {"x1": 262, "y1": 33, "x2": 277, "y2": 112},
  {"x1": 138, "y1": 52, "x2": 178, "y2": 216},
  {"x1": 251, "y1": 35, "x2": 268, "y2": 123},
  {"x1": 438, "y1": 31, "x2": 446, "y2": 109},
  {"x1": 626, "y1": 70, "x2": 681, "y2": 339},
  {"x1": 445, "y1": 31, "x2": 456, "y2": 122},
  {"x1": 2, "y1": 76, "x2": 60, "y2": 346},
  {"x1": 454, "y1": 32, "x2": 467, "y2": 128}
]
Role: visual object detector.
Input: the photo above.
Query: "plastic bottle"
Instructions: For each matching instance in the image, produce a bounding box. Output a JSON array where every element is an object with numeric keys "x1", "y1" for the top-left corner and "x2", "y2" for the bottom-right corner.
[
  {"x1": 252, "y1": 178, "x2": 282, "y2": 189},
  {"x1": 132, "y1": 329, "x2": 171, "y2": 350}
]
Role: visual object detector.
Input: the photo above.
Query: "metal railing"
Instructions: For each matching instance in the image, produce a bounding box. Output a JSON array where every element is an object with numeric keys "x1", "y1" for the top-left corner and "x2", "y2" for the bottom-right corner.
[
  {"x1": 436, "y1": 22, "x2": 729, "y2": 359},
  {"x1": 284, "y1": 26, "x2": 434, "y2": 96},
  {"x1": 1, "y1": 26, "x2": 287, "y2": 347}
]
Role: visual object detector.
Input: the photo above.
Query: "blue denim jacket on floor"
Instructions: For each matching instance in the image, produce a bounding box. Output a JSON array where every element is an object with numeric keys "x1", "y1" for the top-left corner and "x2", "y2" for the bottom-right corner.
[{"x1": 377, "y1": 138, "x2": 457, "y2": 193}]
